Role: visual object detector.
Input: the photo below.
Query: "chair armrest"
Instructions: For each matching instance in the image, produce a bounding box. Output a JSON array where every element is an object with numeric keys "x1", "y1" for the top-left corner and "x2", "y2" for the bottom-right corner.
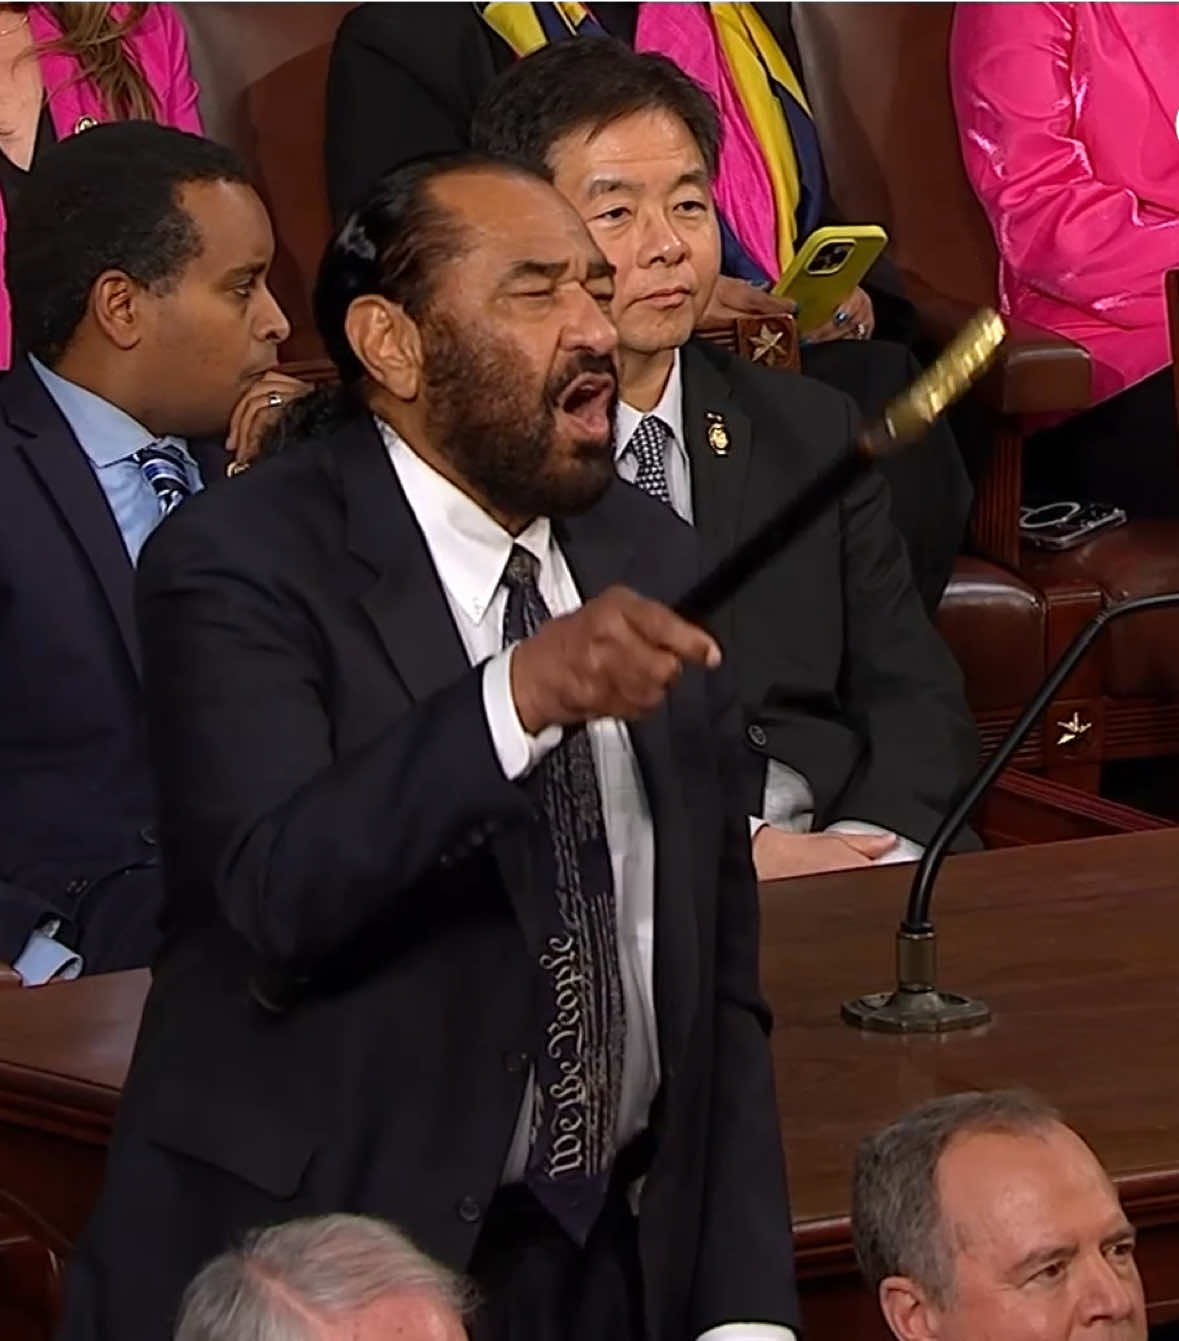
[{"x1": 900, "y1": 271, "x2": 1091, "y2": 415}]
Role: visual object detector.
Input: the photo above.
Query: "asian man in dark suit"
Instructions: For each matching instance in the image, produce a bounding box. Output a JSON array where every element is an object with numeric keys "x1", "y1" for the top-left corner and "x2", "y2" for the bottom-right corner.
[
  {"x1": 0, "y1": 122, "x2": 294, "y2": 982},
  {"x1": 59, "y1": 155, "x2": 796, "y2": 1341},
  {"x1": 472, "y1": 39, "x2": 978, "y2": 882},
  {"x1": 324, "y1": 2, "x2": 973, "y2": 616}
]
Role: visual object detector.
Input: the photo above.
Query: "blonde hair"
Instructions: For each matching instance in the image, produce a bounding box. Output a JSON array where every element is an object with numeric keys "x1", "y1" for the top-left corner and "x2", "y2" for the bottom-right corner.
[{"x1": 33, "y1": 4, "x2": 158, "y2": 121}]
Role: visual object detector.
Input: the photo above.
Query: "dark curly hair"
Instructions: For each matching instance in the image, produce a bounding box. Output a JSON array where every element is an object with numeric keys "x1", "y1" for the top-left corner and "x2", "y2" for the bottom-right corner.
[{"x1": 7, "y1": 121, "x2": 249, "y2": 367}]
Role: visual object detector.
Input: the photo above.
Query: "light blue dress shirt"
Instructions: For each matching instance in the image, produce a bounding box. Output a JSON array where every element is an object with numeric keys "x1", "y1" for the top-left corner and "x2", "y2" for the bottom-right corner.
[
  {"x1": 13, "y1": 360, "x2": 202, "y2": 985},
  {"x1": 30, "y1": 354, "x2": 202, "y2": 563}
]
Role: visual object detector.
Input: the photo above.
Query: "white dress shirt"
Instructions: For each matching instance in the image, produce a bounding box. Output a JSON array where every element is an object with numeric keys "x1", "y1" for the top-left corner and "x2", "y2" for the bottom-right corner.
[
  {"x1": 382, "y1": 420, "x2": 795, "y2": 1341},
  {"x1": 615, "y1": 354, "x2": 922, "y2": 865},
  {"x1": 380, "y1": 420, "x2": 660, "y2": 1176}
]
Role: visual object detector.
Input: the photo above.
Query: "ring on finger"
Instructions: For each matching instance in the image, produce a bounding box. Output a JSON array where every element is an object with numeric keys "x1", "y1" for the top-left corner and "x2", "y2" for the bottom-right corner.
[{"x1": 266, "y1": 391, "x2": 284, "y2": 408}]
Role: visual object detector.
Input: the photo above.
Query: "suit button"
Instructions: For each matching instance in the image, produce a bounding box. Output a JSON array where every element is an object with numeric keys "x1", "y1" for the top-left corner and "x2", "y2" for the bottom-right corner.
[
  {"x1": 439, "y1": 853, "x2": 453, "y2": 869},
  {"x1": 747, "y1": 723, "x2": 768, "y2": 748},
  {"x1": 456, "y1": 1196, "x2": 482, "y2": 1224},
  {"x1": 139, "y1": 825, "x2": 157, "y2": 846},
  {"x1": 65, "y1": 878, "x2": 88, "y2": 896},
  {"x1": 503, "y1": 1051, "x2": 528, "y2": 1075}
]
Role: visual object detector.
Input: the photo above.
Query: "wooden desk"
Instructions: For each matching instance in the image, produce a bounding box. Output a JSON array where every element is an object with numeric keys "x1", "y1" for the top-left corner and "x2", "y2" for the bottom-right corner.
[
  {"x1": 0, "y1": 832, "x2": 1177, "y2": 1337},
  {"x1": 768, "y1": 829, "x2": 1179, "y2": 1337}
]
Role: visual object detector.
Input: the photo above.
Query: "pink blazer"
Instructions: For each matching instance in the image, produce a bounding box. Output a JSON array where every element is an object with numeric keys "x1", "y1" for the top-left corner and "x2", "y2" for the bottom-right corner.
[
  {"x1": 0, "y1": 3, "x2": 203, "y2": 367},
  {"x1": 951, "y1": 3, "x2": 1179, "y2": 405}
]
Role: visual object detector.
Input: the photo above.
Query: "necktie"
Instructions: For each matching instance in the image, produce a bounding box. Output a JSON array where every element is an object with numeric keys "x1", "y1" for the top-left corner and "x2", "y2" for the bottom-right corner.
[
  {"x1": 133, "y1": 442, "x2": 193, "y2": 519},
  {"x1": 501, "y1": 545, "x2": 625, "y2": 1243},
  {"x1": 626, "y1": 415, "x2": 673, "y2": 508}
]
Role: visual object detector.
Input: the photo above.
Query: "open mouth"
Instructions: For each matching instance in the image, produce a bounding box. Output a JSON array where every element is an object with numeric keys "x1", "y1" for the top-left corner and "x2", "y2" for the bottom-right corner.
[{"x1": 558, "y1": 372, "x2": 616, "y2": 438}]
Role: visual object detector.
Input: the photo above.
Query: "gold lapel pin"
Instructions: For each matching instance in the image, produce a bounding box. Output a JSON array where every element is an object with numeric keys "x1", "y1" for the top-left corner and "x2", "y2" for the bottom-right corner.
[
  {"x1": 705, "y1": 411, "x2": 730, "y2": 456},
  {"x1": 73, "y1": 116, "x2": 99, "y2": 135}
]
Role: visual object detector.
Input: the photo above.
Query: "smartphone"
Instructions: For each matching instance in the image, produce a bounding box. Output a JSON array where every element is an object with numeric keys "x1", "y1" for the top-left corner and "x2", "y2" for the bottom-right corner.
[
  {"x1": 772, "y1": 225, "x2": 888, "y2": 334},
  {"x1": 1019, "y1": 500, "x2": 1127, "y2": 551}
]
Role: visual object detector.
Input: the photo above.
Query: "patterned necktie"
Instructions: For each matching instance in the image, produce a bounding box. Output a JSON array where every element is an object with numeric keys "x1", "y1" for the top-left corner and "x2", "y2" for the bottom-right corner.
[
  {"x1": 626, "y1": 414, "x2": 672, "y2": 508},
  {"x1": 132, "y1": 441, "x2": 193, "y2": 519},
  {"x1": 501, "y1": 544, "x2": 625, "y2": 1244}
]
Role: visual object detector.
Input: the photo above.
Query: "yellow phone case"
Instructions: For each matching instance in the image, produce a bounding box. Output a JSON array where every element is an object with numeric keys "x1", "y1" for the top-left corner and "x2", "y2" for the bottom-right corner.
[{"x1": 772, "y1": 225, "x2": 888, "y2": 334}]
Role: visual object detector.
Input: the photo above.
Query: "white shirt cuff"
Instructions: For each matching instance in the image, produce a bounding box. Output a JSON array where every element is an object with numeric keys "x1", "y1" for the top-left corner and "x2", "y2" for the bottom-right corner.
[
  {"x1": 827, "y1": 819, "x2": 924, "y2": 865},
  {"x1": 13, "y1": 923, "x2": 83, "y2": 986},
  {"x1": 697, "y1": 1326, "x2": 797, "y2": 1341},
  {"x1": 482, "y1": 647, "x2": 562, "y2": 781},
  {"x1": 748, "y1": 815, "x2": 769, "y2": 841}
]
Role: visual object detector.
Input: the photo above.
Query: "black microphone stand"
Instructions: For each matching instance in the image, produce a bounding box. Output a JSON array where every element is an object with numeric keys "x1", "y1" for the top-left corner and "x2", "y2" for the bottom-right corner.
[{"x1": 842, "y1": 590, "x2": 1179, "y2": 1033}]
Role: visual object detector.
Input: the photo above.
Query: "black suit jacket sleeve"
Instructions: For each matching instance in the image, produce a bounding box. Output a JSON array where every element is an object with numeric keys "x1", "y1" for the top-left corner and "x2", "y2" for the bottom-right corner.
[
  {"x1": 137, "y1": 518, "x2": 533, "y2": 975},
  {"x1": 325, "y1": 3, "x2": 502, "y2": 222},
  {"x1": 692, "y1": 672, "x2": 799, "y2": 1333},
  {"x1": 828, "y1": 425, "x2": 978, "y2": 843}
]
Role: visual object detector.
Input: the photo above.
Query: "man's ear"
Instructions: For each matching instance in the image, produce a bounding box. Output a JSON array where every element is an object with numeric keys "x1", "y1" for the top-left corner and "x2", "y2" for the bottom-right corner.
[
  {"x1": 90, "y1": 270, "x2": 146, "y2": 352},
  {"x1": 345, "y1": 295, "x2": 423, "y2": 400},
  {"x1": 878, "y1": 1275, "x2": 942, "y2": 1341}
]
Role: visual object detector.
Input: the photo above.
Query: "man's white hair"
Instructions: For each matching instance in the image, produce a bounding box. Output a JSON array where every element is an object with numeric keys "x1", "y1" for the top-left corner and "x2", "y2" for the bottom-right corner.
[{"x1": 174, "y1": 1213, "x2": 475, "y2": 1341}]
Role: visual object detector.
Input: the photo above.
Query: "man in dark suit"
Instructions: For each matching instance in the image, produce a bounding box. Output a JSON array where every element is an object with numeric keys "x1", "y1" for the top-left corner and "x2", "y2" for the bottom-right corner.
[
  {"x1": 0, "y1": 122, "x2": 293, "y2": 981},
  {"x1": 59, "y1": 155, "x2": 796, "y2": 1341},
  {"x1": 325, "y1": 2, "x2": 972, "y2": 614},
  {"x1": 472, "y1": 39, "x2": 978, "y2": 881}
]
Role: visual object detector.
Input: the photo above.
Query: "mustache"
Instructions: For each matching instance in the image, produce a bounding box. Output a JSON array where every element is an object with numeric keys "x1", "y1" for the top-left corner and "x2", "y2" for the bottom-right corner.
[{"x1": 544, "y1": 353, "x2": 617, "y2": 408}]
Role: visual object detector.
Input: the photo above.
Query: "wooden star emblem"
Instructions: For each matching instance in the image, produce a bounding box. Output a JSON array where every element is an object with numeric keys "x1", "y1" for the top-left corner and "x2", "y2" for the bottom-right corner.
[
  {"x1": 1056, "y1": 712, "x2": 1093, "y2": 747},
  {"x1": 749, "y1": 323, "x2": 786, "y2": 364}
]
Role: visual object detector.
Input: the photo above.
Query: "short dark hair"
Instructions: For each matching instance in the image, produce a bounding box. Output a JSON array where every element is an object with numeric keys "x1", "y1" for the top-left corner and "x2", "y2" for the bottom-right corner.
[
  {"x1": 313, "y1": 151, "x2": 546, "y2": 386},
  {"x1": 7, "y1": 121, "x2": 250, "y2": 366},
  {"x1": 852, "y1": 1090, "x2": 1062, "y2": 1303},
  {"x1": 471, "y1": 35, "x2": 721, "y2": 180}
]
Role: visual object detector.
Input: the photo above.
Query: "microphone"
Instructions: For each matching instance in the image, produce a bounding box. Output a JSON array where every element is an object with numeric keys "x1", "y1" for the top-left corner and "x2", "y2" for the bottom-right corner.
[
  {"x1": 675, "y1": 310, "x2": 1006, "y2": 622},
  {"x1": 842, "y1": 590, "x2": 1179, "y2": 1033}
]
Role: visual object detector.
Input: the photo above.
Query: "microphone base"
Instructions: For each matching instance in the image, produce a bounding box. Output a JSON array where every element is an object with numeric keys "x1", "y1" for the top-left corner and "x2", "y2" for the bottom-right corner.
[{"x1": 841, "y1": 987, "x2": 992, "y2": 1034}]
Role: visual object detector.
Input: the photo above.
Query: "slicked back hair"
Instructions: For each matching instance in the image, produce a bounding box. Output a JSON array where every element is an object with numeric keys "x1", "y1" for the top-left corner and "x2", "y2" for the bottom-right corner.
[{"x1": 312, "y1": 151, "x2": 549, "y2": 387}]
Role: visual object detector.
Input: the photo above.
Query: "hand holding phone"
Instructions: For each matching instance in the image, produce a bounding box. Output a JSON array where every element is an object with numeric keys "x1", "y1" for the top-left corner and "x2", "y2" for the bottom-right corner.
[{"x1": 772, "y1": 225, "x2": 888, "y2": 334}]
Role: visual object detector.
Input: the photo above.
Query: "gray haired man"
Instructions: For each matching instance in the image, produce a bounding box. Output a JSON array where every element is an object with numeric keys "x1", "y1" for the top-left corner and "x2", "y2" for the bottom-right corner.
[
  {"x1": 852, "y1": 1091, "x2": 1146, "y2": 1341},
  {"x1": 174, "y1": 1214, "x2": 472, "y2": 1341}
]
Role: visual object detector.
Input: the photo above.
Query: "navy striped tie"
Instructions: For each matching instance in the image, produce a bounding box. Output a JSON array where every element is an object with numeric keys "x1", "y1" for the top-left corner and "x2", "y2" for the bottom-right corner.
[{"x1": 133, "y1": 442, "x2": 193, "y2": 518}]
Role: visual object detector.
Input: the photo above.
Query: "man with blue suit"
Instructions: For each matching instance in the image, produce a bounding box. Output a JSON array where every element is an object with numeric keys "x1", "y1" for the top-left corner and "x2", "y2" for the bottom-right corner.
[{"x1": 0, "y1": 122, "x2": 293, "y2": 982}]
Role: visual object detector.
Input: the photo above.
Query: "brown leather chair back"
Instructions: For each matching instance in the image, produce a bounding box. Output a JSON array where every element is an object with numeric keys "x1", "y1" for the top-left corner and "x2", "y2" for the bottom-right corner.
[
  {"x1": 178, "y1": 2, "x2": 355, "y2": 360},
  {"x1": 790, "y1": 2, "x2": 998, "y2": 307}
]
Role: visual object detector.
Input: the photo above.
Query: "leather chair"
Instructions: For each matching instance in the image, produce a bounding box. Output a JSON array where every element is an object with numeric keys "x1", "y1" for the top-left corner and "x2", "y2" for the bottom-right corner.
[
  {"x1": 179, "y1": 2, "x2": 356, "y2": 361},
  {"x1": 791, "y1": 2, "x2": 1179, "y2": 784}
]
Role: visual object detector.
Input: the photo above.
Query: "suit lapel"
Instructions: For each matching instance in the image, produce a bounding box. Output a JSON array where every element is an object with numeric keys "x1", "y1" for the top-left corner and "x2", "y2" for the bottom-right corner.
[
  {"x1": 4, "y1": 357, "x2": 141, "y2": 677},
  {"x1": 559, "y1": 497, "x2": 700, "y2": 1081},
  {"x1": 340, "y1": 417, "x2": 471, "y2": 701},
  {"x1": 680, "y1": 340, "x2": 754, "y2": 648},
  {"x1": 339, "y1": 418, "x2": 548, "y2": 948}
]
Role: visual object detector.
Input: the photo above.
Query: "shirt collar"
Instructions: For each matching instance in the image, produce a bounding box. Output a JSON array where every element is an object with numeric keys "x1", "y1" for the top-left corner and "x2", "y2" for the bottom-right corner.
[
  {"x1": 614, "y1": 349, "x2": 684, "y2": 461},
  {"x1": 29, "y1": 354, "x2": 190, "y2": 469},
  {"x1": 377, "y1": 417, "x2": 551, "y2": 627}
]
